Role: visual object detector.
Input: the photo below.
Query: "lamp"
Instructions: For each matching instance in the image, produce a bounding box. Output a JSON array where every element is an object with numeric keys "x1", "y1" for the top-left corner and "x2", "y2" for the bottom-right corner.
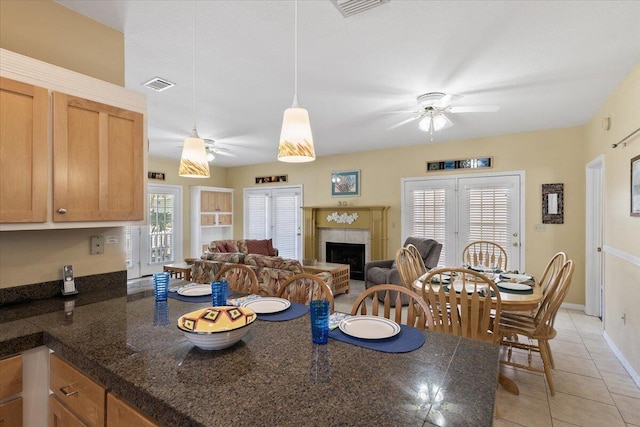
[
  {"x1": 179, "y1": 1, "x2": 210, "y2": 178},
  {"x1": 418, "y1": 112, "x2": 451, "y2": 142},
  {"x1": 278, "y1": 0, "x2": 316, "y2": 163}
]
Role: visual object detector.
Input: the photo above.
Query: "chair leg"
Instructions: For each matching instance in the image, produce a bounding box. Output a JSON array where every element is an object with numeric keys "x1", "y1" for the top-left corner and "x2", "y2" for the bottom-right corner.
[
  {"x1": 544, "y1": 340, "x2": 555, "y2": 369},
  {"x1": 539, "y1": 339, "x2": 555, "y2": 395}
]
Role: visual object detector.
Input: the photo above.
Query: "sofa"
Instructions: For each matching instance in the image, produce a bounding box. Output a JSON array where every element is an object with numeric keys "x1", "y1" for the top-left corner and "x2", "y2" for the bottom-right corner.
[
  {"x1": 191, "y1": 239, "x2": 332, "y2": 297},
  {"x1": 364, "y1": 237, "x2": 442, "y2": 302}
]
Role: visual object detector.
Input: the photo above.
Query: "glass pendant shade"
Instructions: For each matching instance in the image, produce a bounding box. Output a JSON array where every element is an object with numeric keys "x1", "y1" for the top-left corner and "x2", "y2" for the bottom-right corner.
[
  {"x1": 418, "y1": 114, "x2": 447, "y2": 132},
  {"x1": 278, "y1": 105, "x2": 316, "y2": 163},
  {"x1": 179, "y1": 129, "x2": 210, "y2": 177}
]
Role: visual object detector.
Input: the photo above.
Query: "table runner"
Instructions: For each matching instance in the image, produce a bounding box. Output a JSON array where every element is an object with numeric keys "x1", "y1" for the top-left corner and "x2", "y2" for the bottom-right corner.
[
  {"x1": 257, "y1": 302, "x2": 309, "y2": 321},
  {"x1": 329, "y1": 324, "x2": 425, "y2": 353}
]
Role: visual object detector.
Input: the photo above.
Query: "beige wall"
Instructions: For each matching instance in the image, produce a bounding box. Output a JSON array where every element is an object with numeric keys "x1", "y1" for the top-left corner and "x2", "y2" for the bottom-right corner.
[
  {"x1": 0, "y1": 0, "x2": 124, "y2": 86},
  {"x1": 0, "y1": 0, "x2": 126, "y2": 288},
  {"x1": 226, "y1": 126, "x2": 587, "y2": 305},
  {"x1": 584, "y1": 61, "x2": 640, "y2": 377},
  {"x1": 147, "y1": 157, "x2": 229, "y2": 260}
]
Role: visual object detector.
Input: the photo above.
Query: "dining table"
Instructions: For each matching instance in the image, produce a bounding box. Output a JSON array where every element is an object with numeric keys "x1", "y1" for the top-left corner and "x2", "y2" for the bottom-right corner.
[
  {"x1": 412, "y1": 269, "x2": 543, "y2": 396},
  {"x1": 0, "y1": 279, "x2": 501, "y2": 426}
]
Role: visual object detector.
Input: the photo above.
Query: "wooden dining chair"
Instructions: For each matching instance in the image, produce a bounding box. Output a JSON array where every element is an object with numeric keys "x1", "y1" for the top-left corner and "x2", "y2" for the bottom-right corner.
[
  {"x1": 213, "y1": 264, "x2": 259, "y2": 295},
  {"x1": 350, "y1": 284, "x2": 434, "y2": 330},
  {"x1": 406, "y1": 244, "x2": 428, "y2": 276},
  {"x1": 421, "y1": 267, "x2": 502, "y2": 343},
  {"x1": 462, "y1": 240, "x2": 508, "y2": 271},
  {"x1": 395, "y1": 246, "x2": 425, "y2": 290},
  {"x1": 538, "y1": 252, "x2": 567, "y2": 298},
  {"x1": 498, "y1": 259, "x2": 575, "y2": 395},
  {"x1": 276, "y1": 273, "x2": 335, "y2": 312}
]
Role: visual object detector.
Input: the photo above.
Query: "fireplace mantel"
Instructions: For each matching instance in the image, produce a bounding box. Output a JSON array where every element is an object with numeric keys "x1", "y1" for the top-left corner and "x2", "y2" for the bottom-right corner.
[{"x1": 302, "y1": 206, "x2": 389, "y2": 261}]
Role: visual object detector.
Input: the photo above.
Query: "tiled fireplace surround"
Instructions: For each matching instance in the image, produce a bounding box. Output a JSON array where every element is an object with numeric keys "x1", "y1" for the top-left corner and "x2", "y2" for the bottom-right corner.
[{"x1": 317, "y1": 228, "x2": 371, "y2": 264}]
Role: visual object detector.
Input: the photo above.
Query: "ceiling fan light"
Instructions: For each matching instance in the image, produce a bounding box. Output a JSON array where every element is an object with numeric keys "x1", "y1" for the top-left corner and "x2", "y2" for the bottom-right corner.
[
  {"x1": 206, "y1": 149, "x2": 215, "y2": 162},
  {"x1": 278, "y1": 106, "x2": 316, "y2": 163},
  {"x1": 432, "y1": 114, "x2": 447, "y2": 131},
  {"x1": 179, "y1": 130, "x2": 210, "y2": 177}
]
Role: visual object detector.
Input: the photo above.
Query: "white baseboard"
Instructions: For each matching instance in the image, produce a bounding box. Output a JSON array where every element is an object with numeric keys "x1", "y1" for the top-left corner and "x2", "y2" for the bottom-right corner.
[
  {"x1": 561, "y1": 302, "x2": 585, "y2": 311},
  {"x1": 603, "y1": 331, "x2": 640, "y2": 388}
]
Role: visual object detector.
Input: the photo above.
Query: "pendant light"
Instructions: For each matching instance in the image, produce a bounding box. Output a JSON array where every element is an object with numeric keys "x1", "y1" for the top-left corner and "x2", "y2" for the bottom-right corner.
[
  {"x1": 278, "y1": 0, "x2": 316, "y2": 163},
  {"x1": 179, "y1": 1, "x2": 210, "y2": 178}
]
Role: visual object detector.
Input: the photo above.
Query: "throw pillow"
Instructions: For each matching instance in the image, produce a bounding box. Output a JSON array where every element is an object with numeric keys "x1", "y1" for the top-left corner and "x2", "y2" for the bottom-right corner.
[
  {"x1": 246, "y1": 239, "x2": 272, "y2": 256},
  {"x1": 225, "y1": 240, "x2": 238, "y2": 253}
]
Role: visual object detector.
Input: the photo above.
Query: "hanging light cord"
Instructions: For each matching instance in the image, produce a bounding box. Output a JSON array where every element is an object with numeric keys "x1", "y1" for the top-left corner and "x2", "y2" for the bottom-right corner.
[
  {"x1": 192, "y1": 1, "x2": 197, "y2": 132},
  {"x1": 292, "y1": 0, "x2": 299, "y2": 107}
]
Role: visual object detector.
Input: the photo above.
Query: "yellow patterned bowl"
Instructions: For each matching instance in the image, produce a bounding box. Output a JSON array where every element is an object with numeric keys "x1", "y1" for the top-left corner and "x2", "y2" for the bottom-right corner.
[{"x1": 177, "y1": 306, "x2": 257, "y2": 350}]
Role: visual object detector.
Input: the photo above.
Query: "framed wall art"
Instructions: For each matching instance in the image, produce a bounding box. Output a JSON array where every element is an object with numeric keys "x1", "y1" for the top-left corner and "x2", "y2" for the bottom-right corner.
[
  {"x1": 632, "y1": 154, "x2": 640, "y2": 217},
  {"x1": 331, "y1": 170, "x2": 360, "y2": 197}
]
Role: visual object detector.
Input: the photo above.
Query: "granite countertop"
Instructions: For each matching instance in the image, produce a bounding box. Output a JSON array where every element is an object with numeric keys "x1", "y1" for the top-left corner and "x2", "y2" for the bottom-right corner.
[{"x1": 0, "y1": 283, "x2": 500, "y2": 427}]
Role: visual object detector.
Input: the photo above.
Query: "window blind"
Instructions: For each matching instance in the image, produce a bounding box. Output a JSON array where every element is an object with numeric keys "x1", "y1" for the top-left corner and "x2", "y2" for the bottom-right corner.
[
  {"x1": 272, "y1": 191, "x2": 298, "y2": 259},
  {"x1": 409, "y1": 187, "x2": 447, "y2": 266},
  {"x1": 465, "y1": 186, "x2": 511, "y2": 265},
  {"x1": 245, "y1": 192, "x2": 268, "y2": 239}
]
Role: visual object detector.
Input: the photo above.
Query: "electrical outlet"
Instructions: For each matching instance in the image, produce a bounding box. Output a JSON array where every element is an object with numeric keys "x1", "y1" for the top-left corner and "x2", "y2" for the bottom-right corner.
[{"x1": 534, "y1": 224, "x2": 546, "y2": 232}]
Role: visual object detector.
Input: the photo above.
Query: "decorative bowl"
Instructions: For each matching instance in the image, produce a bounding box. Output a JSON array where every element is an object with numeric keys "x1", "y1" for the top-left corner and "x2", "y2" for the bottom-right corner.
[{"x1": 177, "y1": 306, "x2": 257, "y2": 350}]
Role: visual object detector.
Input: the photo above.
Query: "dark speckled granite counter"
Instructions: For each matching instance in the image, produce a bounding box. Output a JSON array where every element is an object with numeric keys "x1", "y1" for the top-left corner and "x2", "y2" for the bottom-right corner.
[{"x1": 0, "y1": 283, "x2": 500, "y2": 427}]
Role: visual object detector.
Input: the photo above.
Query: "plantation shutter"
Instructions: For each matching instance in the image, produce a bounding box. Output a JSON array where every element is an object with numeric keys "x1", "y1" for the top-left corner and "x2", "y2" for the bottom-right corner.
[
  {"x1": 408, "y1": 187, "x2": 447, "y2": 266},
  {"x1": 244, "y1": 191, "x2": 268, "y2": 239},
  {"x1": 272, "y1": 189, "x2": 300, "y2": 259},
  {"x1": 462, "y1": 182, "x2": 513, "y2": 269}
]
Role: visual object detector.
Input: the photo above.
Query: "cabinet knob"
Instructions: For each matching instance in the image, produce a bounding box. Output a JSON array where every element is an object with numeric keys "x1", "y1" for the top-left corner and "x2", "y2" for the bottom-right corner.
[
  {"x1": 58, "y1": 208, "x2": 67, "y2": 214},
  {"x1": 60, "y1": 385, "x2": 78, "y2": 397}
]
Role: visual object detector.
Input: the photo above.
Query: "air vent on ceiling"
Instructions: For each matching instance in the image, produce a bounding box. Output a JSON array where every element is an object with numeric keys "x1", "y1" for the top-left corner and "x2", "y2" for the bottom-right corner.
[
  {"x1": 142, "y1": 77, "x2": 175, "y2": 92},
  {"x1": 331, "y1": 0, "x2": 389, "y2": 18}
]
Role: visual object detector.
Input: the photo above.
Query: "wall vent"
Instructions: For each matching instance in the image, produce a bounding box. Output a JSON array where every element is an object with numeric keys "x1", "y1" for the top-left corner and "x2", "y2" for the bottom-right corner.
[
  {"x1": 330, "y1": 0, "x2": 389, "y2": 18},
  {"x1": 142, "y1": 77, "x2": 175, "y2": 92}
]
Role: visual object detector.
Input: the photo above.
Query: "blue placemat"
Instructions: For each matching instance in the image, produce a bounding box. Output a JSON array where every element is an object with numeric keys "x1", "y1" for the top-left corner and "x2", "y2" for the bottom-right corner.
[
  {"x1": 168, "y1": 288, "x2": 233, "y2": 303},
  {"x1": 329, "y1": 324, "x2": 425, "y2": 353},
  {"x1": 257, "y1": 302, "x2": 309, "y2": 321}
]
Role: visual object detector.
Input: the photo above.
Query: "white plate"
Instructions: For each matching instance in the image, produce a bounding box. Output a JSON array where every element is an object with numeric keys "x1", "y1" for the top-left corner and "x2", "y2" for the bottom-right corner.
[
  {"x1": 497, "y1": 281, "x2": 531, "y2": 291},
  {"x1": 501, "y1": 273, "x2": 532, "y2": 281},
  {"x1": 242, "y1": 297, "x2": 291, "y2": 314},
  {"x1": 177, "y1": 284, "x2": 211, "y2": 297},
  {"x1": 449, "y1": 284, "x2": 487, "y2": 294},
  {"x1": 339, "y1": 316, "x2": 401, "y2": 340}
]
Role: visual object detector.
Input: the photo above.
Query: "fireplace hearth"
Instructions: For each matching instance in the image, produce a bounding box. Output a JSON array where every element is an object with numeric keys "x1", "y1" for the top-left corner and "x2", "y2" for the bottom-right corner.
[{"x1": 326, "y1": 242, "x2": 365, "y2": 280}]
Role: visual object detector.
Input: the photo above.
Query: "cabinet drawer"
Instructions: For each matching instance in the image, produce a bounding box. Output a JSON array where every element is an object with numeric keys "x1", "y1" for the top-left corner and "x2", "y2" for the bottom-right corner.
[
  {"x1": 106, "y1": 393, "x2": 161, "y2": 427},
  {"x1": 0, "y1": 355, "x2": 22, "y2": 399},
  {"x1": 50, "y1": 354, "x2": 105, "y2": 427},
  {"x1": 0, "y1": 397, "x2": 22, "y2": 427},
  {"x1": 49, "y1": 395, "x2": 87, "y2": 427}
]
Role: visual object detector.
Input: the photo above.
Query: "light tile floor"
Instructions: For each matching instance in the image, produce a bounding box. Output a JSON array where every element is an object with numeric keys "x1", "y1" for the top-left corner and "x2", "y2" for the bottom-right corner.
[{"x1": 130, "y1": 278, "x2": 640, "y2": 426}]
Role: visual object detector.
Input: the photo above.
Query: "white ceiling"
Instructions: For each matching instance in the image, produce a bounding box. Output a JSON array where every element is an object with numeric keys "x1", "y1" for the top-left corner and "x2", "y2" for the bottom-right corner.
[{"x1": 56, "y1": 0, "x2": 640, "y2": 167}]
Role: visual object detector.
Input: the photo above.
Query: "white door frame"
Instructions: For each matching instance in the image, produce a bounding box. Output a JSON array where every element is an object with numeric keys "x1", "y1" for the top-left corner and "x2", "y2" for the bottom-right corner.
[
  {"x1": 585, "y1": 155, "x2": 605, "y2": 317},
  {"x1": 127, "y1": 184, "x2": 183, "y2": 279}
]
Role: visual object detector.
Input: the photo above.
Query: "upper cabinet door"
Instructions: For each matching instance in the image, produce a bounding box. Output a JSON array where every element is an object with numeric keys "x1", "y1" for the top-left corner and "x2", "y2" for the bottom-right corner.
[
  {"x1": 53, "y1": 92, "x2": 144, "y2": 222},
  {"x1": 0, "y1": 77, "x2": 48, "y2": 223}
]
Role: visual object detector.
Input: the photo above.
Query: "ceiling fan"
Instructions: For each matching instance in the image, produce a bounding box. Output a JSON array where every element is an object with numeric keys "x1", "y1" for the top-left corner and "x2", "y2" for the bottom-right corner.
[
  {"x1": 388, "y1": 92, "x2": 500, "y2": 141},
  {"x1": 202, "y1": 139, "x2": 234, "y2": 162}
]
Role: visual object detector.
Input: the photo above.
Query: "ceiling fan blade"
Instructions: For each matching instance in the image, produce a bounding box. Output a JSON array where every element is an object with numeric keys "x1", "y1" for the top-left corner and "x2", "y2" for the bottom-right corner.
[
  {"x1": 380, "y1": 110, "x2": 421, "y2": 114},
  {"x1": 387, "y1": 115, "x2": 422, "y2": 130},
  {"x1": 449, "y1": 105, "x2": 500, "y2": 113}
]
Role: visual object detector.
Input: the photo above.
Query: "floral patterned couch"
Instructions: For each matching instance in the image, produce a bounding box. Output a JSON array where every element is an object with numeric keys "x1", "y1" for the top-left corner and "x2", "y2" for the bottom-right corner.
[{"x1": 191, "y1": 251, "x2": 333, "y2": 297}]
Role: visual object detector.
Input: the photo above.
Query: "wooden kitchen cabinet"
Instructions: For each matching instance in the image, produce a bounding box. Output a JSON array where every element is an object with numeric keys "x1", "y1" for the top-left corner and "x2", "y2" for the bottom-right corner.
[
  {"x1": 0, "y1": 77, "x2": 48, "y2": 223},
  {"x1": 106, "y1": 392, "x2": 161, "y2": 427},
  {"x1": 49, "y1": 394, "x2": 87, "y2": 427},
  {"x1": 0, "y1": 354, "x2": 23, "y2": 427},
  {"x1": 49, "y1": 353, "x2": 106, "y2": 427},
  {"x1": 190, "y1": 186, "x2": 233, "y2": 256},
  {"x1": 0, "y1": 49, "x2": 147, "y2": 231},
  {"x1": 52, "y1": 92, "x2": 144, "y2": 222}
]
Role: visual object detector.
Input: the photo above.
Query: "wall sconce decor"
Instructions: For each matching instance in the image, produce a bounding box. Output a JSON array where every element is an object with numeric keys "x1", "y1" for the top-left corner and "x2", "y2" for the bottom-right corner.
[{"x1": 542, "y1": 183, "x2": 564, "y2": 224}]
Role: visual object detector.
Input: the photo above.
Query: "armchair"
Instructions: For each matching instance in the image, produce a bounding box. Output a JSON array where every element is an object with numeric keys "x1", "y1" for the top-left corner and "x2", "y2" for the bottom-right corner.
[{"x1": 364, "y1": 237, "x2": 442, "y2": 303}]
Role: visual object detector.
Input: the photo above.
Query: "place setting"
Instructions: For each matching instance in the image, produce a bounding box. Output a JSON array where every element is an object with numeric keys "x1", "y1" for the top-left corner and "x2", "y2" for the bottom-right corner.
[
  {"x1": 325, "y1": 311, "x2": 426, "y2": 353},
  {"x1": 495, "y1": 272, "x2": 535, "y2": 294},
  {"x1": 167, "y1": 282, "x2": 233, "y2": 303},
  {"x1": 241, "y1": 296, "x2": 309, "y2": 321}
]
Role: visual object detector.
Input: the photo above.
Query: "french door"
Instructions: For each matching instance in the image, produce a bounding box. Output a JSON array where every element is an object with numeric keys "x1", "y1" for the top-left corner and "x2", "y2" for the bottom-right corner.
[
  {"x1": 243, "y1": 185, "x2": 303, "y2": 260},
  {"x1": 126, "y1": 184, "x2": 182, "y2": 279},
  {"x1": 402, "y1": 172, "x2": 523, "y2": 271}
]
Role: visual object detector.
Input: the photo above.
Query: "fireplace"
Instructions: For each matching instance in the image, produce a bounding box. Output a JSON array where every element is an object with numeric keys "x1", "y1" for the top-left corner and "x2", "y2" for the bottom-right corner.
[{"x1": 326, "y1": 242, "x2": 365, "y2": 280}]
